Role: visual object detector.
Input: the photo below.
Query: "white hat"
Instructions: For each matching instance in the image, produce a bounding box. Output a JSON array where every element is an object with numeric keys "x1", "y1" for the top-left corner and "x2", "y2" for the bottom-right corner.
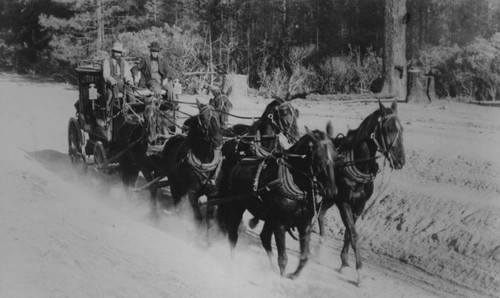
[{"x1": 112, "y1": 42, "x2": 124, "y2": 53}]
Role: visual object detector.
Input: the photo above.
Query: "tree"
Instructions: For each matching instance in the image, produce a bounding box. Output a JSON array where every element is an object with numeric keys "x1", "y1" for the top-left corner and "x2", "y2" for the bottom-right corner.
[
  {"x1": 381, "y1": 0, "x2": 407, "y2": 100},
  {"x1": 39, "y1": 0, "x2": 151, "y2": 64}
]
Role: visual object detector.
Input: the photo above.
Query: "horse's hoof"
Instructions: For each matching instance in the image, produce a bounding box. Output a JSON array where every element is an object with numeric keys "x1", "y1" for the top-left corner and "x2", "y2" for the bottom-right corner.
[
  {"x1": 356, "y1": 271, "x2": 363, "y2": 287},
  {"x1": 339, "y1": 266, "x2": 351, "y2": 275},
  {"x1": 286, "y1": 273, "x2": 299, "y2": 280}
]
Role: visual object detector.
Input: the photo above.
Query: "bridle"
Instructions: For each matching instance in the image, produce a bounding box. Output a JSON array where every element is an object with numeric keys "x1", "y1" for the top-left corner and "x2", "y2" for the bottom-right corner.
[
  {"x1": 370, "y1": 112, "x2": 403, "y2": 168},
  {"x1": 307, "y1": 133, "x2": 336, "y2": 198},
  {"x1": 210, "y1": 95, "x2": 231, "y2": 125},
  {"x1": 196, "y1": 105, "x2": 222, "y2": 148},
  {"x1": 268, "y1": 102, "x2": 299, "y2": 144}
]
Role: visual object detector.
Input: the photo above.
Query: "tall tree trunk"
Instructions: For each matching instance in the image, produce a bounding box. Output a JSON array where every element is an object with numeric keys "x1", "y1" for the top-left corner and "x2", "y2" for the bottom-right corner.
[
  {"x1": 381, "y1": 0, "x2": 407, "y2": 101},
  {"x1": 96, "y1": 0, "x2": 104, "y2": 51}
]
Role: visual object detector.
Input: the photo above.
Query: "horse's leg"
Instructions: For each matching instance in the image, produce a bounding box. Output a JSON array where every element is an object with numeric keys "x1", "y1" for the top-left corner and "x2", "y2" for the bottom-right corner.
[
  {"x1": 141, "y1": 168, "x2": 159, "y2": 215},
  {"x1": 338, "y1": 183, "x2": 373, "y2": 274},
  {"x1": 226, "y1": 204, "x2": 245, "y2": 258},
  {"x1": 121, "y1": 165, "x2": 139, "y2": 190},
  {"x1": 340, "y1": 228, "x2": 352, "y2": 268},
  {"x1": 260, "y1": 220, "x2": 274, "y2": 268},
  {"x1": 287, "y1": 223, "x2": 312, "y2": 280},
  {"x1": 337, "y1": 202, "x2": 363, "y2": 286},
  {"x1": 187, "y1": 190, "x2": 204, "y2": 227},
  {"x1": 318, "y1": 200, "x2": 335, "y2": 244},
  {"x1": 168, "y1": 176, "x2": 184, "y2": 214},
  {"x1": 273, "y1": 222, "x2": 288, "y2": 276}
]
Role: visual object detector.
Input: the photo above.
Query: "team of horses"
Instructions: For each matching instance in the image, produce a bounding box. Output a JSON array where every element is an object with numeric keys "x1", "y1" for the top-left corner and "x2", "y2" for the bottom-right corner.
[{"x1": 114, "y1": 89, "x2": 406, "y2": 285}]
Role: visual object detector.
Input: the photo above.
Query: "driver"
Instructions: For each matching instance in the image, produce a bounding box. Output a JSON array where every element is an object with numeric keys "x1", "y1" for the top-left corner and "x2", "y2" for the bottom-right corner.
[{"x1": 102, "y1": 42, "x2": 134, "y2": 108}]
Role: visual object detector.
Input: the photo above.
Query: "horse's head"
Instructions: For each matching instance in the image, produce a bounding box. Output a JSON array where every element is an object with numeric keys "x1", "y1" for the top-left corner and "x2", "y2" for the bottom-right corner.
[
  {"x1": 263, "y1": 98, "x2": 301, "y2": 145},
  {"x1": 294, "y1": 122, "x2": 338, "y2": 199},
  {"x1": 373, "y1": 100, "x2": 405, "y2": 169},
  {"x1": 142, "y1": 96, "x2": 160, "y2": 143},
  {"x1": 209, "y1": 87, "x2": 233, "y2": 128},
  {"x1": 185, "y1": 99, "x2": 223, "y2": 150}
]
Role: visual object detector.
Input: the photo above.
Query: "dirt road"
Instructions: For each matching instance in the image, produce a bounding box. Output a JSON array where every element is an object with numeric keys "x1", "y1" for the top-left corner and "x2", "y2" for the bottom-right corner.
[{"x1": 0, "y1": 73, "x2": 498, "y2": 297}]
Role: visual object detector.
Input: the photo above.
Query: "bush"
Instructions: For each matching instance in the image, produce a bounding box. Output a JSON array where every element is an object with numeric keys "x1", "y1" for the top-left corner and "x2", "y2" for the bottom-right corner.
[
  {"x1": 418, "y1": 44, "x2": 462, "y2": 97},
  {"x1": 0, "y1": 39, "x2": 18, "y2": 70},
  {"x1": 419, "y1": 34, "x2": 500, "y2": 101},
  {"x1": 256, "y1": 46, "x2": 319, "y2": 99},
  {"x1": 317, "y1": 55, "x2": 357, "y2": 94},
  {"x1": 258, "y1": 67, "x2": 289, "y2": 98},
  {"x1": 352, "y1": 46, "x2": 382, "y2": 93},
  {"x1": 119, "y1": 24, "x2": 206, "y2": 83}
]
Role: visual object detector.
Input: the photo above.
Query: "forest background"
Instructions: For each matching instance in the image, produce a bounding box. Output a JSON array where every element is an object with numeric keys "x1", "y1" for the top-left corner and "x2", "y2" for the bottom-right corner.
[{"x1": 1, "y1": 0, "x2": 500, "y2": 101}]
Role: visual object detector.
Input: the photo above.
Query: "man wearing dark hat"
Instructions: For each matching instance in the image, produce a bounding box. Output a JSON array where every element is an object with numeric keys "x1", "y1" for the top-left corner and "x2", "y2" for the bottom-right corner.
[
  {"x1": 103, "y1": 41, "x2": 133, "y2": 109},
  {"x1": 138, "y1": 41, "x2": 170, "y2": 96}
]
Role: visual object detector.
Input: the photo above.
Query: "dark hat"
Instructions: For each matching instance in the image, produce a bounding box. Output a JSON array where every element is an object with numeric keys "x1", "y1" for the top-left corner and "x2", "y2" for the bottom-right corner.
[{"x1": 148, "y1": 41, "x2": 161, "y2": 52}]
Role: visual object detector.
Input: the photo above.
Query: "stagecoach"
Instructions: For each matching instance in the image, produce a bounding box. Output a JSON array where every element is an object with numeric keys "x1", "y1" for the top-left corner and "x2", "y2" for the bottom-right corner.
[{"x1": 67, "y1": 59, "x2": 175, "y2": 171}]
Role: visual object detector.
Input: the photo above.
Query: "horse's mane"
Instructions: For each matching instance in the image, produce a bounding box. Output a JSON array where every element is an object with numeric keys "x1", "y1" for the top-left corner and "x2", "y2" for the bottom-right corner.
[
  {"x1": 288, "y1": 130, "x2": 312, "y2": 153},
  {"x1": 209, "y1": 94, "x2": 233, "y2": 125},
  {"x1": 249, "y1": 97, "x2": 295, "y2": 131},
  {"x1": 183, "y1": 103, "x2": 211, "y2": 133},
  {"x1": 262, "y1": 97, "x2": 286, "y2": 117},
  {"x1": 287, "y1": 129, "x2": 324, "y2": 153},
  {"x1": 209, "y1": 94, "x2": 233, "y2": 112},
  {"x1": 337, "y1": 106, "x2": 394, "y2": 152}
]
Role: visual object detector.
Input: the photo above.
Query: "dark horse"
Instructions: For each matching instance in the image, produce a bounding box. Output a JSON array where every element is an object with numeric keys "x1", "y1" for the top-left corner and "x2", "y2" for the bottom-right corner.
[
  {"x1": 208, "y1": 87, "x2": 233, "y2": 129},
  {"x1": 216, "y1": 122, "x2": 338, "y2": 279},
  {"x1": 226, "y1": 97, "x2": 300, "y2": 150},
  {"x1": 318, "y1": 100, "x2": 405, "y2": 285},
  {"x1": 140, "y1": 90, "x2": 233, "y2": 206},
  {"x1": 113, "y1": 97, "x2": 168, "y2": 189},
  {"x1": 213, "y1": 97, "x2": 300, "y2": 201},
  {"x1": 153, "y1": 100, "x2": 223, "y2": 224}
]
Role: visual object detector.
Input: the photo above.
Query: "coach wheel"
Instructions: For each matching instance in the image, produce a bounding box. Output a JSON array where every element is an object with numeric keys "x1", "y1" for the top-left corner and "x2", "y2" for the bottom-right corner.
[
  {"x1": 93, "y1": 141, "x2": 107, "y2": 168},
  {"x1": 68, "y1": 119, "x2": 86, "y2": 166}
]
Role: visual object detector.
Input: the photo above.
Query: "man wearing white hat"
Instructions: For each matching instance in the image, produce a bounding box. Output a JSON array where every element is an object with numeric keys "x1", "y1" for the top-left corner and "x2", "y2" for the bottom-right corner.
[{"x1": 103, "y1": 41, "x2": 133, "y2": 109}]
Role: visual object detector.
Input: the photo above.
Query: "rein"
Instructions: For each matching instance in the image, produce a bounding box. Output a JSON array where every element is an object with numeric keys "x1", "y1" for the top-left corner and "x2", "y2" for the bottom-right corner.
[
  {"x1": 370, "y1": 113, "x2": 402, "y2": 167},
  {"x1": 252, "y1": 136, "x2": 332, "y2": 204},
  {"x1": 335, "y1": 110, "x2": 402, "y2": 185},
  {"x1": 268, "y1": 102, "x2": 299, "y2": 143}
]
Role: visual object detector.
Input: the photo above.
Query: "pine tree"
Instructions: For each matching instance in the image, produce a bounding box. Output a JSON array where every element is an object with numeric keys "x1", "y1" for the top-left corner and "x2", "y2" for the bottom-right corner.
[{"x1": 39, "y1": 0, "x2": 149, "y2": 64}]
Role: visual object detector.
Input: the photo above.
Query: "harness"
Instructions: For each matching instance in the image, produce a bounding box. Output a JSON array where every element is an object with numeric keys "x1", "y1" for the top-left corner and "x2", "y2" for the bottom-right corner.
[
  {"x1": 339, "y1": 149, "x2": 376, "y2": 184},
  {"x1": 184, "y1": 148, "x2": 224, "y2": 189},
  {"x1": 268, "y1": 102, "x2": 299, "y2": 144},
  {"x1": 337, "y1": 112, "x2": 402, "y2": 185},
  {"x1": 185, "y1": 106, "x2": 223, "y2": 186},
  {"x1": 370, "y1": 113, "x2": 402, "y2": 167},
  {"x1": 252, "y1": 158, "x2": 308, "y2": 201},
  {"x1": 251, "y1": 136, "x2": 334, "y2": 203}
]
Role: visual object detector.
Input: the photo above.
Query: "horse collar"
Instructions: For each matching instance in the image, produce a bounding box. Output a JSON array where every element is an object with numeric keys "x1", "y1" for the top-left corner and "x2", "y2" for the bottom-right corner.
[{"x1": 187, "y1": 149, "x2": 223, "y2": 173}]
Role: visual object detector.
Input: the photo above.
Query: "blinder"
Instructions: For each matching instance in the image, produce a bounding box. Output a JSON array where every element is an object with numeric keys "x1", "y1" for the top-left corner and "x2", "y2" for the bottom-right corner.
[{"x1": 370, "y1": 112, "x2": 402, "y2": 167}]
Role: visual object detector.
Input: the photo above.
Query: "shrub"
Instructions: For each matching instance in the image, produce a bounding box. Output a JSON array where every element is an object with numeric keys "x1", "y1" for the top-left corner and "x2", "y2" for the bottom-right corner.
[
  {"x1": 419, "y1": 34, "x2": 500, "y2": 101},
  {"x1": 352, "y1": 46, "x2": 382, "y2": 93},
  {"x1": 119, "y1": 24, "x2": 206, "y2": 82},
  {"x1": 0, "y1": 39, "x2": 18, "y2": 70},
  {"x1": 257, "y1": 48, "x2": 319, "y2": 99},
  {"x1": 317, "y1": 55, "x2": 357, "y2": 94}
]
